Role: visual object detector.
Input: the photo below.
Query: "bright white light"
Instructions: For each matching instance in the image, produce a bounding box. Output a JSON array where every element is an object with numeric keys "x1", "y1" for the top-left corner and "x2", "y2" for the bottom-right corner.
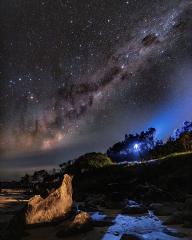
[{"x1": 134, "y1": 143, "x2": 139, "y2": 151}]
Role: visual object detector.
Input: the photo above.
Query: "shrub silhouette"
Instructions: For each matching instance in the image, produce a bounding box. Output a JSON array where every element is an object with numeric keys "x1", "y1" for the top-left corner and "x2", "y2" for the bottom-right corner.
[{"x1": 66, "y1": 152, "x2": 113, "y2": 174}]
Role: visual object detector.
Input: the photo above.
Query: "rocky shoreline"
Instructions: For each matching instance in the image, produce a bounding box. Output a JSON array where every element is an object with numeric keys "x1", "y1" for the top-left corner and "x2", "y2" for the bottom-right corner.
[
  {"x1": 22, "y1": 193, "x2": 192, "y2": 240},
  {"x1": 1, "y1": 152, "x2": 192, "y2": 240},
  {"x1": 2, "y1": 175, "x2": 192, "y2": 240}
]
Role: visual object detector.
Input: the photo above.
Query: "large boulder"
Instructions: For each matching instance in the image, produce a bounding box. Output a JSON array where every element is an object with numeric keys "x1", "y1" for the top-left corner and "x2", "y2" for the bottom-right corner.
[
  {"x1": 149, "y1": 202, "x2": 182, "y2": 216},
  {"x1": 164, "y1": 198, "x2": 192, "y2": 226},
  {"x1": 163, "y1": 212, "x2": 184, "y2": 225},
  {"x1": 122, "y1": 200, "x2": 147, "y2": 215},
  {"x1": 183, "y1": 197, "x2": 192, "y2": 223},
  {"x1": 120, "y1": 233, "x2": 144, "y2": 240},
  {"x1": 25, "y1": 174, "x2": 73, "y2": 225},
  {"x1": 56, "y1": 211, "x2": 92, "y2": 237}
]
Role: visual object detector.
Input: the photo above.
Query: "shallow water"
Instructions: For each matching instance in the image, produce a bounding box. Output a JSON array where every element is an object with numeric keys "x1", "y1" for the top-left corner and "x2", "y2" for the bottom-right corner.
[{"x1": 92, "y1": 211, "x2": 190, "y2": 240}]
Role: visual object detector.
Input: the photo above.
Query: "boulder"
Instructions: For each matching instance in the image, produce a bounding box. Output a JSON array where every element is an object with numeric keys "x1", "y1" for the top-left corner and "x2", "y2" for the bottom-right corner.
[
  {"x1": 120, "y1": 233, "x2": 143, "y2": 240},
  {"x1": 92, "y1": 216, "x2": 114, "y2": 227},
  {"x1": 163, "y1": 212, "x2": 184, "y2": 225},
  {"x1": 122, "y1": 201, "x2": 147, "y2": 215},
  {"x1": 106, "y1": 192, "x2": 124, "y2": 209},
  {"x1": 164, "y1": 198, "x2": 192, "y2": 226},
  {"x1": 135, "y1": 184, "x2": 172, "y2": 202},
  {"x1": 149, "y1": 202, "x2": 182, "y2": 216},
  {"x1": 163, "y1": 229, "x2": 188, "y2": 238},
  {"x1": 56, "y1": 211, "x2": 92, "y2": 237},
  {"x1": 0, "y1": 208, "x2": 26, "y2": 240},
  {"x1": 183, "y1": 198, "x2": 192, "y2": 222},
  {"x1": 25, "y1": 174, "x2": 73, "y2": 225}
]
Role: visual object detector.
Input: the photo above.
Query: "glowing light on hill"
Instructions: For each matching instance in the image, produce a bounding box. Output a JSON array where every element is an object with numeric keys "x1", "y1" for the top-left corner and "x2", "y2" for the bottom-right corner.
[{"x1": 133, "y1": 143, "x2": 140, "y2": 151}]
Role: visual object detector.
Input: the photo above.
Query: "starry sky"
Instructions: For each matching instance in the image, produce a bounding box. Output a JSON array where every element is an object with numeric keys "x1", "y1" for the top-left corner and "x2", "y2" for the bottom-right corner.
[{"x1": 0, "y1": 0, "x2": 192, "y2": 179}]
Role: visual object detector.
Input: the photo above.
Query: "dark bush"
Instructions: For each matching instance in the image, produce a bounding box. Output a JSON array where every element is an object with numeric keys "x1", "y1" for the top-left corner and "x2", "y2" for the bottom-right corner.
[{"x1": 66, "y1": 152, "x2": 113, "y2": 174}]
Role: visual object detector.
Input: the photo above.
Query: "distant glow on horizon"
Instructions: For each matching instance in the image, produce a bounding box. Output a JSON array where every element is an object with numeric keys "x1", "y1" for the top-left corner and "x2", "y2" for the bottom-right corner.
[{"x1": 148, "y1": 65, "x2": 192, "y2": 140}]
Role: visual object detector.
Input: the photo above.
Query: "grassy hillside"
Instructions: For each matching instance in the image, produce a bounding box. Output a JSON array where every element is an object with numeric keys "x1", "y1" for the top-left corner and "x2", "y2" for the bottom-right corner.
[{"x1": 71, "y1": 151, "x2": 192, "y2": 202}]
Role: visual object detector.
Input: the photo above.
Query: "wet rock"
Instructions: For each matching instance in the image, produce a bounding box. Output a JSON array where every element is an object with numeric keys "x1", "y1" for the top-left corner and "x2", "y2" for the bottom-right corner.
[
  {"x1": 0, "y1": 190, "x2": 27, "y2": 240},
  {"x1": 107, "y1": 200, "x2": 123, "y2": 209},
  {"x1": 142, "y1": 34, "x2": 159, "y2": 47},
  {"x1": 120, "y1": 233, "x2": 143, "y2": 240},
  {"x1": 25, "y1": 174, "x2": 73, "y2": 225},
  {"x1": 0, "y1": 208, "x2": 26, "y2": 240},
  {"x1": 183, "y1": 197, "x2": 192, "y2": 222},
  {"x1": 164, "y1": 199, "x2": 192, "y2": 226},
  {"x1": 135, "y1": 184, "x2": 172, "y2": 202},
  {"x1": 113, "y1": 231, "x2": 120, "y2": 236},
  {"x1": 149, "y1": 202, "x2": 181, "y2": 216},
  {"x1": 163, "y1": 228, "x2": 188, "y2": 238},
  {"x1": 56, "y1": 211, "x2": 92, "y2": 237},
  {"x1": 183, "y1": 221, "x2": 192, "y2": 228},
  {"x1": 92, "y1": 216, "x2": 114, "y2": 227},
  {"x1": 84, "y1": 194, "x2": 106, "y2": 210},
  {"x1": 163, "y1": 211, "x2": 184, "y2": 225},
  {"x1": 106, "y1": 192, "x2": 124, "y2": 209},
  {"x1": 122, "y1": 201, "x2": 147, "y2": 215}
]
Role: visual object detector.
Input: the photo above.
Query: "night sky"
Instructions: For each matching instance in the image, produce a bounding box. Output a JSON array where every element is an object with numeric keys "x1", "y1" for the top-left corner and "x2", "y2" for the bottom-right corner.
[{"x1": 0, "y1": 0, "x2": 192, "y2": 179}]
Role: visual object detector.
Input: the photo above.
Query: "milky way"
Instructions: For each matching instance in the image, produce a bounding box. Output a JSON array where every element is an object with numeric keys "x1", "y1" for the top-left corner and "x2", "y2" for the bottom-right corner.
[{"x1": 0, "y1": 0, "x2": 192, "y2": 176}]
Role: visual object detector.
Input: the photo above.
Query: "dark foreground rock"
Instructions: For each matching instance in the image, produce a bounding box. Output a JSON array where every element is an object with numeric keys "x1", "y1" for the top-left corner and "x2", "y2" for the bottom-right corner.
[
  {"x1": 92, "y1": 216, "x2": 114, "y2": 227},
  {"x1": 120, "y1": 233, "x2": 144, "y2": 240},
  {"x1": 0, "y1": 206, "x2": 26, "y2": 240},
  {"x1": 56, "y1": 211, "x2": 92, "y2": 237},
  {"x1": 183, "y1": 197, "x2": 192, "y2": 222},
  {"x1": 163, "y1": 212, "x2": 184, "y2": 225},
  {"x1": 0, "y1": 190, "x2": 27, "y2": 240},
  {"x1": 149, "y1": 202, "x2": 183, "y2": 216},
  {"x1": 163, "y1": 197, "x2": 192, "y2": 227},
  {"x1": 122, "y1": 200, "x2": 147, "y2": 215},
  {"x1": 25, "y1": 174, "x2": 73, "y2": 225}
]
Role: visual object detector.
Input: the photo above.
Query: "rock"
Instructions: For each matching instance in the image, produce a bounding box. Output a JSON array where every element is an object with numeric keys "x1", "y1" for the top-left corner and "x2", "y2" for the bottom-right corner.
[
  {"x1": 164, "y1": 199, "x2": 192, "y2": 226},
  {"x1": 92, "y1": 216, "x2": 114, "y2": 227},
  {"x1": 83, "y1": 194, "x2": 106, "y2": 210},
  {"x1": 122, "y1": 201, "x2": 147, "y2": 215},
  {"x1": 135, "y1": 184, "x2": 172, "y2": 202},
  {"x1": 0, "y1": 209, "x2": 26, "y2": 240},
  {"x1": 183, "y1": 198, "x2": 192, "y2": 222},
  {"x1": 106, "y1": 193, "x2": 124, "y2": 209},
  {"x1": 107, "y1": 200, "x2": 123, "y2": 209},
  {"x1": 163, "y1": 212, "x2": 184, "y2": 225},
  {"x1": 0, "y1": 190, "x2": 27, "y2": 240},
  {"x1": 183, "y1": 221, "x2": 192, "y2": 228},
  {"x1": 149, "y1": 202, "x2": 181, "y2": 216},
  {"x1": 90, "y1": 212, "x2": 113, "y2": 227},
  {"x1": 163, "y1": 228, "x2": 188, "y2": 238},
  {"x1": 113, "y1": 231, "x2": 120, "y2": 236},
  {"x1": 56, "y1": 211, "x2": 92, "y2": 237},
  {"x1": 25, "y1": 174, "x2": 73, "y2": 225},
  {"x1": 120, "y1": 233, "x2": 143, "y2": 240}
]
